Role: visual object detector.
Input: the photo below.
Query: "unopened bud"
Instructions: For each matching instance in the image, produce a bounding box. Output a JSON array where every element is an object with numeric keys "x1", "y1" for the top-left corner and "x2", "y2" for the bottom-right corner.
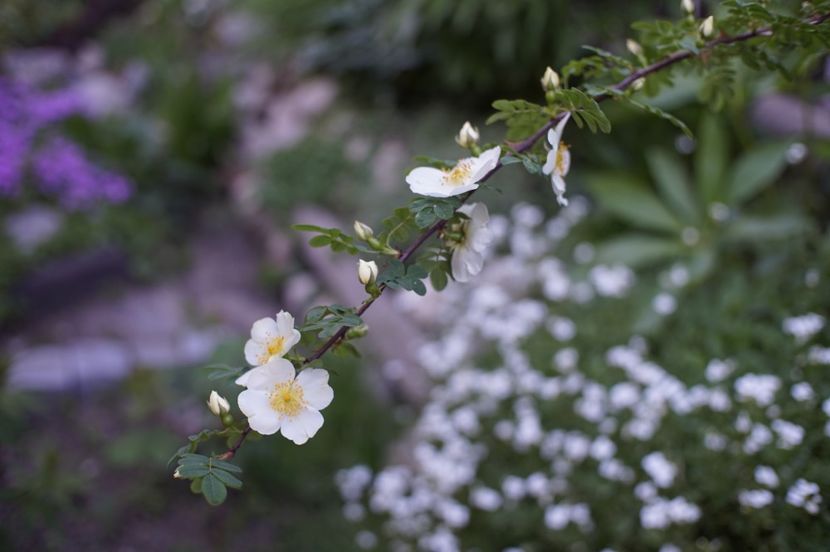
[
  {"x1": 700, "y1": 15, "x2": 715, "y2": 38},
  {"x1": 626, "y1": 39, "x2": 643, "y2": 57},
  {"x1": 681, "y1": 0, "x2": 695, "y2": 14},
  {"x1": 632, "y1": 77, "x2": 646, "y2": 91},
  {"x1": 540, "y1": 66, "x2": 560, "y2": 91},
  {"x1": 207, "y1": 390, "x2": 230, "y2": 416},
  {"x1": 346, "y1": 323, "x2": 369, "y2": 339},
  {"x1": 455, "y1": 121, "x2": 480, "y2": 148},
  {"x1": 358, "y1": 259, "x2": 378, "y2": 285},
  {"x1": 353, "y1": 220, "x2": 374, "y2": 241}
]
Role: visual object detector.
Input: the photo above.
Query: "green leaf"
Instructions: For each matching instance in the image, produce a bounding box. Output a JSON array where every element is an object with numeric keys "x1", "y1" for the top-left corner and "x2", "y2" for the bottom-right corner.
[
  {"x1": 430, "y1": 268, "x2": 448, "y2": 291},
  {"x1": 206, "y1": 364, "x2": 244, "y2": 381},
  {"x1": 176, "y1": 464, "x2": 210, "y2": 478},
  {"x1": 595, "y1": 234, "x2": 684, "y2": 268},
  {"x1": 201, "y1": 473, "x2": 228, "y2": 506},
  {"x1": 646, "y1": 148, "x2": 699, "y2": 222},
  {"x1": 695, "y1": 114, "x2": 728, "y2": 204},
  {"x1": 211, "y1": 469, "x2": 243, "y2": 489},
  {"x1": 210, "y1": 458, "x2": 243, "y2": 473},
  {"x1": 723, "y1": 213, "x2": 812, "y2": 243},
  {"x1": 584, "y1": 173, "x2": 683, "y2": 233},
  {"x1": 190, "y1": 478, "x2": 203, "y2": 494},
  {"x1": 727, "y1": 142, "x2": 790, "y2": 204},
  {"x1": 309, "y1": 235, "x2": 331, "y2": 247}
]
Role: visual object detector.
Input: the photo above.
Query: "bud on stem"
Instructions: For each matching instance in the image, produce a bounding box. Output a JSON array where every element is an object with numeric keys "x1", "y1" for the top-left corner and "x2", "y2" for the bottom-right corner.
[
  {"x1": 354, "y1": 220, "x2": 374, "y2": 241},
  {"x1": 700, "y1": 15, "x2": 715, "y2": 38},
  {"x1": 455, "y1": 121, "x2": 480, "y2": 149},
  {"x1": 207, "y1": 390, "x2": 230, "y2": 416},
  {"x1": 541, "y1": 66, "x2": 560, "y2": 91},
  {"x1": 358, "y1": 259, "x2": 379, "y2": 286}
]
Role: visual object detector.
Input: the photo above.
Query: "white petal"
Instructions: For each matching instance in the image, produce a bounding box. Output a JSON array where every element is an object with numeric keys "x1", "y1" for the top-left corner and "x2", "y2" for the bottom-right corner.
[
  {"x1": 462, "y1": 248, "x2": 484, "y2": 277},
  {"x1": 451, "y1": 248, "x2": 474, "y2": 282},
  {"x1": 406, "y1": 167, "x2": 447, "y2": 194},
  {"x1": 244, "y1": 339, "x2": 269, "y2": 366},
  {"x1": 552, "y1": 174, "x2": 569, "y2": 206},
  {"x1": 469, "y1": 146, "x2": 501, "y2": 181},
  {"x1": 469, "y1": 225, "x2": 493, "y2": 253},
  {"x1": 246, "y1": 357, "x2": 296, "y2": 390},
  {"x1": 542, "y1": 145, "x2": 558, "y2": 175},
  {"x1": 251, "y1": 317, "x2": 279, "y2": 343},
  {"x1": 239, "y1": 389, "x2": 282, "y2": 435},
  {"x1": 296, "y1": 368, "x2": 334, "y2": 410},
  {"x1": 235, "y1": 370, "x2": 252, "y2": 387},
  {"x1": 286, "y1": 329, "x2": 302, "y2": 351},
  {"x1": 559, "y1": 147, "x2": 571, "y2": 176},
  {"x1": 548, "y1": 112, "x2": 571, "y2": 146},
  {"x1": 280, "y1": 409, "x2": 325, "y2": 445},
  {"x1": 275, "y1": 310, "x2": 295, "y2": 336}
]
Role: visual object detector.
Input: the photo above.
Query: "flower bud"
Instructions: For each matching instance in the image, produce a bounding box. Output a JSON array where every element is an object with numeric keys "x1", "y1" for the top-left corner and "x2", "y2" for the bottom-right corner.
[
  {"x1": 540, "y1": 66, "x2": 560, "y2": 91},
  {"x1": 700, "y1": 15, "x2": 715, "y2": 38},
  {"x1": 454, "y1": 121, "x2": 480, "y2": 148},
  {"x1": 632, "y1": 77, "x2": 646, "y2": 91},
  {"x1": 358, "y1": 259, "x2": 378, "y2": 285},
  {"x1": 681, "y1": 0, "x2": 695, "y2": 14},
  {"x1": 353, "y1": 220, "x2": 374, "y2": 241},
  {"x1": 207, "y1": 390, "x2": 230, "y2": 416},
  {"x1": 626, "y1": 39, "x2": 643, "y2": 57}
]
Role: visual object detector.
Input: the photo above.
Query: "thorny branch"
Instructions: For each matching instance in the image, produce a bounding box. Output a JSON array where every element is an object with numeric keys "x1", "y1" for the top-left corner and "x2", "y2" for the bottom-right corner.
[{"x1": 221, "y1": 11, "x2": 830, "y2": 459}]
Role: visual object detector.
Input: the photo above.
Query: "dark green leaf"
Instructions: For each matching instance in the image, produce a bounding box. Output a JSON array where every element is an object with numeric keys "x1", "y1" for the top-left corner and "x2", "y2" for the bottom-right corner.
[
  {"x1": 201, "y1": 473, "x2": 228, "y2": 506},
  {"x1": 211, "y1": 469, "x2": 243, "y2": 489},
  {"x1": 727, "y1": 142, "x2": 790, "y2": 204},
  {"x1": 584, "y1": 173, "x2": 683, "y2": 233}
]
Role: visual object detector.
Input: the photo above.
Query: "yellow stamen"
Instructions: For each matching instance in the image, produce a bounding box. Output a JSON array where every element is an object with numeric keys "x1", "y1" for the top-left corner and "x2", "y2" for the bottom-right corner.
[
  {"x1": 556, "y1": 142, "x2": 569, "y2": 175},
  {"x1": 269, "y1": 381, "x2": 305, "y2": 417},
  {"x1": 443, "y1": 161, "x2": 473, "y2": 186},
  {"x1": 267, "y1": 336, "x2": 286, "y2": 357}
]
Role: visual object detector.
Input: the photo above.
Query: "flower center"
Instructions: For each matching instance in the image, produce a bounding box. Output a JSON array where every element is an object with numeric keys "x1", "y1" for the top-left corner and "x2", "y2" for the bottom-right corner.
[
  {"x1": 443, "y1": 161, "x2": 473, "y2": 186},
  {"x1": 555, "y1": 142, "x2": 569, "y2": 175},
  {"x1": 444, "y1": 220, "x2": 470, "y2": 249},
  {"x1": 267, "y1": 336, "x2": 286, "y2": 357},
  {"x1": 269, "y1": 381, "x2": 305, "y2": 417}
]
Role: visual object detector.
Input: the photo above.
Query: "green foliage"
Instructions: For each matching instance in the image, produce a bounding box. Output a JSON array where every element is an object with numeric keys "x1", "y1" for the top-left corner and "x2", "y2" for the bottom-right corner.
[
  {"x1": 303, "y1": 305, "x2": 364, "y2": 339},
  {"x1": 294, "y1": 223, "x2": 377, "y2": 255},
  {"x1": 174, "y1": 453, "x2": 243, "y2": 506},
  {"x1": 588, "y1": 115, "x2": 812, "y2": 280},
  {"x1": 377, "y1": 259, "x2": 428, "y2": 295},
  {"x1": 410, "y1": 197, "x2": 463, "y2": 229}
]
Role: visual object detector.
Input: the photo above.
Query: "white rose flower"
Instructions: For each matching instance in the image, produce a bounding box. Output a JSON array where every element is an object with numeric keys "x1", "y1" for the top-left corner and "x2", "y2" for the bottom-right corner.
[
  {"x1": 406, "y1": 146, "x2": 501, "y2": 198},
  {"x1": 542, "y1": 113, "x2": 572, "y2": 206},
  {"x1": 239, "y1": 311, "x2": 302, "y2": 380},
  {"x1": 237, "y1": 357, "x2": 334, "y2": 444},
  {"x1": 449, "y1": 202, "x2": 493, "y2": 283}
]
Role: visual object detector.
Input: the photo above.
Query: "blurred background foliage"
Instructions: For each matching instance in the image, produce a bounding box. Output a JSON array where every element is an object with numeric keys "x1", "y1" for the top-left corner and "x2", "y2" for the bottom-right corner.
[{"x1": 0, "y1": 0, "x2": 829, "y2": 549}]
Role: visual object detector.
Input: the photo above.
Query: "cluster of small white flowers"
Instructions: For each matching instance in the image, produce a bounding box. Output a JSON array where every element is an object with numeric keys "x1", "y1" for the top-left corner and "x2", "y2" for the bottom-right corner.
[
  {"x1": 339, "y1": 204, "x2": 829, "y2": 550},
  {"x1": 782, "y1": 313, "x2": 825, "y2": 343},
  {"x1": 786, "y1": 479, "x2": 822, "y2": 514}
]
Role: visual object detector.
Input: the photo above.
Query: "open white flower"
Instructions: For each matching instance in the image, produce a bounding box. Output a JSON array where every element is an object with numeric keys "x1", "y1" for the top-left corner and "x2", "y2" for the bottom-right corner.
[
  {"x1": 406, "y1": 146, "x2": 501, "y2": 198},
  {"x1": 237, "y1": 358, "x2": 334, "y2": 444},
  {"x1": 240, "y1": 310, "x2": 301, "y2": 377},
  {"x1": 542, "y1": 113, "x2": 572, "y2": 206},
  {"x1": 449, "y1": 202, "x2": 492, "y2": 283}
]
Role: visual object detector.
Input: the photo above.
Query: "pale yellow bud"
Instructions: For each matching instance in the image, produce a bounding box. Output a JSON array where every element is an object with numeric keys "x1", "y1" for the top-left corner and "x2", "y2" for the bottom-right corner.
[
  {"x1": 207, "y1": 390, "x2": 230, "y2": 416},
  {"x1": 353, "y1": 220, "x2": 374, "y2": 241},
  {"x1": 681, "y1": 0, "x2": 695, "y2": 14},
  {"x1": 454, "y1": 121, "x2": 480, "y2": 148},
  {"x1": 632, "y1": 77, "x2": 646, "y2": 91},
  {"x1": 540, "y1": 66, "x2": 560, "y2": 91},
  {"x1": 626, "y1": 39, "x2": 643, "y2": 57},
  {"x1": 358, "y1": 259, "x2": 378, "y2": 285},
  {"x1": 700, "y1": 15, "x2": 715, "y2": 38}
]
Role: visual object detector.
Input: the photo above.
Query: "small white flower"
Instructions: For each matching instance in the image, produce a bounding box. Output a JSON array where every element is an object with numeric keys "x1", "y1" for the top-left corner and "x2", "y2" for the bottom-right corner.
[
  {"x1": 681, "y1": 0, "x2": 694, "y2": 14},
  {"x1": 449, "y1": 202, "x2": 493, "y2": 283},
  {"x1": 700, "y1": 15, "x2": 715, "y2": 38},
  {"x1": 455, "y1": 121, "x2": 480, "y2": 148},
  {"x1": 739, "y1": 489, "x2": 774, "y2": 509},
  {"x1": 239, "y1": 311, "x2": 302, "y2": 376},
  {"x1": 755, "y1": 466, "x2": 779, "y2": 488},
  {"x1": 626, "y1": 39, "x2": 643, "y2": 56},
  {"x1": 206, "y1": 390, "x2": 230, "y2": 416},
  {"x1": 358, "y1": 259, "x2": 379, "y2": 285},
  {"x1": 541, "y1": 66, "x2": 560, "y2": 91},
  {"x1": 786, "y1": 479, "x2": 822, "y2": 514},
  {"x1": 406, "y1": 146, "x2": 501, "y2": 198},
  {"x1": 237, "y1": 358, "x2": 333, "y2": 444},
  {"x1": 542, "y1": 113, "x2": 572, "y2": 206}
]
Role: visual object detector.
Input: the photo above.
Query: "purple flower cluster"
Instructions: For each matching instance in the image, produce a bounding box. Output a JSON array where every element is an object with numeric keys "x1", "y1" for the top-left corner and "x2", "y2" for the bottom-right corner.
[{"x1": 0, "y1": 77, "x2": 132, "y2": 208}]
